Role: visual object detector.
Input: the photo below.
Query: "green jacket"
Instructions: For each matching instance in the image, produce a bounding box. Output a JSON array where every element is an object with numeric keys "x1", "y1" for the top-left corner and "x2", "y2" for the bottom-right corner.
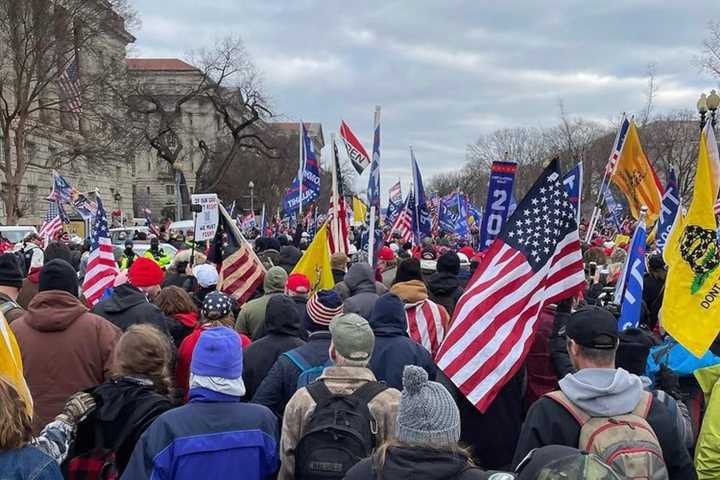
[
  {"x1": 695, "y1": 363, "x2": 720, "y2": 479},
  {"x1": 235, "y1": 266, "x2": 287, "y2": 339}
]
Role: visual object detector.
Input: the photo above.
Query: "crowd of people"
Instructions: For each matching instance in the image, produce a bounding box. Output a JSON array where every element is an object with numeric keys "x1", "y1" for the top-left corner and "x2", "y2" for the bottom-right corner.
[{"x1": 0, "y1": 222, "x2": 718, "y2": 479}]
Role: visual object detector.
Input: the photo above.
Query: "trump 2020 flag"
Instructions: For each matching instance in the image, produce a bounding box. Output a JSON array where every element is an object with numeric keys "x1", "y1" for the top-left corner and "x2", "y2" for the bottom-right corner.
[
  {"x1": 562, "y1": 162, "x2": 583, "y2": 225},
  {"x1": 603, "y1": 184, "x2": 623, "y2": 230},
  {"x1": 480, "y1": 161, "x2": 517, "y2": 249},
  {"x1": 411, "y1": 148, "x2": 432, "y2": 242},
  {"x1": 617, "y1": 218, "x2": 647, "y2": 331},
  {"x1": 437, "y1": 159, "x2": 584, "y2": 412},
  {"x1": 282, "y1": 124, "x2": 321, "y2": 215},
  {"x1": 656, "y1": 168, "x2": 680, "y2": 255}
]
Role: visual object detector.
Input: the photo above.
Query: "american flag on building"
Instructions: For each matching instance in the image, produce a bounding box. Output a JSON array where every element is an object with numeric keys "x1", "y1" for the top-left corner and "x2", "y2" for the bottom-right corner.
[
  {"x1": 82, "y1": 196, "x2": 118, "y2": 306},
  {"x1": 436, "y1": 159, "x2": 585, "y2": 413},
  {"x1": 58, "y1": 53, "x2": 82, "y2": 114},
  {"x1": 38, "y1": 201, "x2": 64, "y2": 246},
  {"x1": 209, "y1": 205, "x2": 266, "y2": 304},
  {"x1": 605, "y1": 116, "x2": 630, "y2": 175}
]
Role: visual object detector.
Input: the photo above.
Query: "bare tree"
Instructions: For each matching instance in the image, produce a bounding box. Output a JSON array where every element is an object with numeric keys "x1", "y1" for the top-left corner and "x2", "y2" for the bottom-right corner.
[
  {"x1": 0, "y1": 0, "x2": 137, "y2": 223},
  {"x1": 699, "y1": 21, "x2": 720, "y2": 78},
  {"x1": 640, "y1": 63, "x2": 658, "y2": 127}
]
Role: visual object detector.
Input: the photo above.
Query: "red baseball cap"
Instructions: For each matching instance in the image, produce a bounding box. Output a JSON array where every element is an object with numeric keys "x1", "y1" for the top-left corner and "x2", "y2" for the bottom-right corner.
[
  {"x1": 459, "y1": 246, "x2": 475, "y2": 258},
  {"x1": 286, "y1": 273, "x2": 311, "y2": 294},
  {"x1": 378, "y1": 246, "x2": 395, "y2": 261}
]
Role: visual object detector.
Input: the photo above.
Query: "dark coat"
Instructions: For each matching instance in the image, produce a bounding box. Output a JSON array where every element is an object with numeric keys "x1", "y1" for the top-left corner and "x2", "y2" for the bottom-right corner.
[
  {"x1": 342, "y1": 263, "x2": 380, "y2": 320},
  {"x1": 251, "y1": 331, "x2": 331, "y2": 417},
  {"x1": 549, "y1": 310, "x2": 575, "y2": 380},
  {"x1": 367, "y1": 293, "x2": 436, "y2": 390},
  {"x1": 344, "y1": 446, "x2": 490, "y2": 480},
  {"x1": 642, "y1": 271, "x2": 665, "y2": 331},
  {"x1": 166, "y1": 311, "x2": 198, "y2": 348},
  {"x1": 426, "y1": 271, "x2": 464, "y2": 316},
  {"x1": 71, "y1": 377, "x2": 173, "y2": 475},
  {"x1": 92, "y1": 283, "x2": 170, "y2": 334},
  {"x1": 242, "y1": 295, "x2": 305, "y2": 399},
  {"x1": 290, "y1": 295, "x2": 309, "y2": 339},
  {"x1": 331, "y1": 268, "x2": 346, "y2": 285},
  {"x1": 11, "y1": 290, "x2": 121, "y2": 433},
  {"x1": 512, "y1": 395, "x2": 697, "y2": 479},
  {"x1": 277, "y1": 246, "x2": 302, "y2": 273}
]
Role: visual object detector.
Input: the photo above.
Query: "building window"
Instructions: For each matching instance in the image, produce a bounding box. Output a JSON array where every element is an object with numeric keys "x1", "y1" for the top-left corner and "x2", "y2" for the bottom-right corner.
[
  {"x1": 116, "y1": 166, "x2": 122, "y2": 179},
  {"x1": 147, "y1": 160, "x2": 152, "y2": 172},
  {"x1": 146, "y1": 186, "x2": 151, "y2": 195},
  {"x1": 27, "y1": 185, "x2": 38, "y2": 215},
  {"x1": 166, "y1": 185, "x2": 175, "y2": 196}
]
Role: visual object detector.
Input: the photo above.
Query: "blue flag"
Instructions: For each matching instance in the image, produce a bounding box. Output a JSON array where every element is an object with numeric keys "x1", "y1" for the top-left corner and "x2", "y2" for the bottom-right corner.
[
  {"x1": 411, "y1": 149, "x2": 432, "y2": 242},
  {"x1": 562, "y1": 162, "x2": 583, "y2": 224},
  {"x1": 439, "y1": 197, "x2": 456, "y2": 233},
  {"x1": 455, "y1": 192, "x2": 469, "y2": 238},
  {"x1": 47, "y1": 171, "x2": 76, "y2": 203},
  {"x1": 656, "y1": 168, "x2": 680, "y2": 255},
  {"x1": 602, "y1": 184, "x2": 623, "y2": 230},
  {"x1": 480, "y1": 161, "x2": 517, "y2": 249},
  {"x1": 617, "y1": 219, "x2": 647, "y2": 331},
  {"x1": 282, "y1": 124, "x2": 321, "y2": 215}
]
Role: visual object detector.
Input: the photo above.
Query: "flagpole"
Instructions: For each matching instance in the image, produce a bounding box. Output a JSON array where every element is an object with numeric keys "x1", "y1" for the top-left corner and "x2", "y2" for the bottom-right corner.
[
  {"x1": 298, "y1": 121, "x2": 304, "y2": 221},
  {"x1": 410, "y1": 146, "x2": 420, "y2": 244},
  {"x1": 330, "y1": 133, "x2": 340, "y2": 248},
  {"x1": 368, "y1": 106, "x2": 381, "y2": 266}
]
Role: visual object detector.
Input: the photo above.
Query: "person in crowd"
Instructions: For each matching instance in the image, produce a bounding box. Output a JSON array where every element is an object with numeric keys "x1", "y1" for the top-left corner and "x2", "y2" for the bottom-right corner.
[
  {"x1": 330, "y1": 252, "x2": 349, "y2": 284},
  {"x1": 418, "y1": 237, "x2": 437, "y2": 260},
  {"x1": 0, "y1": 377, "x2": 96, "y2": 479},
  {"x1": 694, "y1": 362, "x2": 720, "y2": 479},
  {"x1": 277, "y1": 245, "x2": 302, "y2": 273},
  {"x1": 643, "y1": 253, "x2": 666, "y2": 332},
  {"x1": 92, "y1": 257, "x2": 170, "y2": 334},
  {"x1": 255, "y1": 237, "x2": 282, "y2": 270},
  {"x1": 119, "y1": 239, "x2": 137, "y2": 270},
  {"x1": 11, "y1": 259, "x2": 121, "y2": 433},
  {"x1": 176, "y1": 291, "x2": 251, "y2": 397},
  {"x1": 161, "y1": 250, "x2": 206, "y2": 289},
  {"x1": 122, "y1": 327, "x2": 279, "y2": 479},
  {"x1": 154, "y1": 286, "x2": 199, "y2": 348},
  {"x1": 144, "y1": 236, "x2": 171, "y2": 268},
  {"x1": 377, "y1": 246, "x2": 397, "y2": 288},
  {"x1": 68, "y1": 324, "x2": 174, "y2": 477},
  {"x1": 17, "y1": 241, "x2": 71, "y2": 309},
  {"x1": 514, "y1": 445, "x2": 624, "y2": 480},
  {"x1": 19, "y1": 232, "x2": 45, "y2": 274},
  {"x1": 390, "y1": 258, "x2": 450, "y2": 357},
  {"x1": 0, "y1": 252, "x2": 25, "y2": 322},
  {"x1": 367, "y1": 293, "x2": 436, "y2": 390},
  {"x1": 278, "y1": 313, "x2": 400, "y2": 480},
  {"x1": 426, "y1": 251, "x2": 465, "y2": 316},
  {"x1": 252, "y1": 289, "x2": 343, "y2": 417},
  {"x1": 345, "y1": 365, "x2": 490, "y2": 480},
  {"x1": 236, "y1": 266, "x2": 288, "y2": 339},
  {"x1": 513, "y1": 306, "x2": 696, "y2": 479},
  {"x1": 285, "y1": 273, "x2": 311, "y2": 330},
  {"x1": 77, "y1": 237, "x2": 93, "y2": 282},
  {"x1": 338, "y1": 263, "x2": 380, "y2": 320},
  {"x1": 189, "y1": 263, "x2": 219, "y2": 309},
  {"x1": 243, "y1": 295, "x2": 305, "y2": 399}
]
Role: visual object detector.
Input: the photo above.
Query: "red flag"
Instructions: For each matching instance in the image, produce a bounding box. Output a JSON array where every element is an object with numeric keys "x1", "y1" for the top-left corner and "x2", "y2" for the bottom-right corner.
[{"x1": 340, "y1": 120, "x2": 370, "y2": 174}]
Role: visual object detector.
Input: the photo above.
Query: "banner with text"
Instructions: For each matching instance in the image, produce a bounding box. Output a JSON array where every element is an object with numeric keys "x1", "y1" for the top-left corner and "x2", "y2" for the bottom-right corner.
[{"x1": 479, "y1": 161, "x2": 517, "y2": 249}]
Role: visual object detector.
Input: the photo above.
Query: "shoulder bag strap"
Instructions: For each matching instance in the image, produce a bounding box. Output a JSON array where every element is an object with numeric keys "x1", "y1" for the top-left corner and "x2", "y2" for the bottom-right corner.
[{"x1": 544, "y1": 390, "x2": 591, "y2": 426}]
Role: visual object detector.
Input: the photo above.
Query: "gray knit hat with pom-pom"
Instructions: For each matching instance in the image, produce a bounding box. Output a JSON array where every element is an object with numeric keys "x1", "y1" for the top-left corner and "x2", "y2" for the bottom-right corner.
[{"x1": 396, "y1": 365, "x2": 461, "y2": 446}]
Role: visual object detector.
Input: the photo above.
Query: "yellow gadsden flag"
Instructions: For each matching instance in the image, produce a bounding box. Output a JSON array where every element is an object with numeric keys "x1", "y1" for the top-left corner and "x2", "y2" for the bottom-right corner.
[
  {"x1": 291, "y1": 222, "x2": 335, "y2": 293},
  {"x1": 353, "y1": 196, "x2": 367, "y2": 224},
  {"x1": 611, "y1": 121, "x2": 663, "y2": 225},
  {"x1": 661, "y1": 123, "x2": 720, "y2": 356},
  {"x1": 0, "y1": 311, "x2": 32, "y2": 415}
]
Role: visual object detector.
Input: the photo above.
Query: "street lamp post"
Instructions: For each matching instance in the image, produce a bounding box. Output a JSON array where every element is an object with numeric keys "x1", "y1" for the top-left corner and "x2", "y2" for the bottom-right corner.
[
  {"x1": 248, "y1": 181, "x2": 255, "y2": 215},
  {"x1": 697, "y1": 90, "x2": 720, "y2": 130}
]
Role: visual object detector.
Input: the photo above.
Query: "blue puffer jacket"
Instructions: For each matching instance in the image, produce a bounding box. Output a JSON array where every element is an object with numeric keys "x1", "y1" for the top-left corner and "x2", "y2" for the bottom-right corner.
[
  {"x1": 367, "y1": 293, "x2": 436, "y2": 390},
  {"x1": 121, "y1": 388, "x2": 279, "y2": 480},
  {"x1": 646, "y1": 338, "x2": 720, "y2": 384}
]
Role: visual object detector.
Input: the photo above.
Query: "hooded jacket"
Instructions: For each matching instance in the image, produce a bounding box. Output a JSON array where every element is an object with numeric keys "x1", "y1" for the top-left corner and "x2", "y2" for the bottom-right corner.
[
  {"x1": 277, "y1": 246, "x2": 302, "y2": 273},
  {"x1": 341, "y1": 263, "x2": 380, "y2": 320},
  {"x1": 426, "y1": 271, "x2": 464, "y2": 316},
  {"x1": 367, "y1": 294, "x2": 436, "y2": 390},
  {"x1": 92, "y1": 283, "x2": 170, "y2": 334},
  {"x1": 11, "y1": 290, "x2": 121, "y2": 433},
  {"x1": 344, "y1": 446, "x2": 489, "y2": 480},
  {"x1": 243, "y1": 296, "x2": 305, "y2": 399},
  {"x1": 236, "y1": 267, "x2": 287, "y2": 338},
  {"x1": 513, "y1": 368, "x2": 697, "y2": 479},
  {"x1": 71, "y1": 377, "x2": 173, "y2": 475},
  {"x1": 167, "y1": 311, "x2": 199, "y2": 348}
]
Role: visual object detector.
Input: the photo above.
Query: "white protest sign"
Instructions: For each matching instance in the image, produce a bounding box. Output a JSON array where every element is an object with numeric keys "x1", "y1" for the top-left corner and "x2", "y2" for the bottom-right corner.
[{"x1": 191, "y1": 193, "x2": 219, "y2": 241}]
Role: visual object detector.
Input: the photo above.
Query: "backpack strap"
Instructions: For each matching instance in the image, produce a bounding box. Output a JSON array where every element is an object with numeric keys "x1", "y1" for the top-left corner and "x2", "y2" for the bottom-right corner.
[
  {"x1": 283, "y1": 350, "x2": 311, "y2": 372},
  {"x1": 631, "y1": 391, "x2": 654, "y2": 419},
  {"x1": 350, "y1": 381, "x2": 389, "y2": 406},
  {"x1": 544, "y1": 390, "x2": 591, "y2": 426},
  {"x1": 306, "y1": 379, "x2": 334, "y2": 406},
  {"x1": 0, "y1": 300, "x2": 20, "y2": 315}
]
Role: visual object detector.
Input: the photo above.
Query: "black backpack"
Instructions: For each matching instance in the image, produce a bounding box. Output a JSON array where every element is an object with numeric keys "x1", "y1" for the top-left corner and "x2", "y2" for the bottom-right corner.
[{"x1": 295, "y1": 380, "x2": 388, "y2": 480}]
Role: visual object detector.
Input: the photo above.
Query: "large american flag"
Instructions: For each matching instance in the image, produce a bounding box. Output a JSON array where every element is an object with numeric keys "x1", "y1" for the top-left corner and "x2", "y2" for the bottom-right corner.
[
  {"x1": 387, "y1": 193, "x2": 413, "y2": 244},
  {"x1": 58, "y1": 53, "x2": 82, "y2": 114},
  {"x1": 210, "y1": 205, "x2": 266, "y2": 305},
  {"x1": 82, "y1": 196, "x2": 118, "y2": 306},
  {"x1": 38, "y1": 201, "x2": 64, "y2": 246},
  {"x1": 436, "y1": 159, "x2": 585, "y2": 413}
]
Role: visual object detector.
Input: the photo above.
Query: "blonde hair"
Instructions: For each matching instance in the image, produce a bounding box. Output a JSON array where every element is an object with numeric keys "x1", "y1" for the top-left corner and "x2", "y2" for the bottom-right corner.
[
  {"x1": 0, "y1": 377, "x2": 33, "y2": 450},
  {"x1": 112, "y1": 324, "x2": 173, "y2": 395}
]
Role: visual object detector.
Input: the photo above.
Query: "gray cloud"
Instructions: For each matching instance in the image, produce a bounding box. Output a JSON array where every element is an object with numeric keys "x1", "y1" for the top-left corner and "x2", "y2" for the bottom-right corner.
[{"x1": 132, "y1": 0, "x2": 720, "y2": 197}]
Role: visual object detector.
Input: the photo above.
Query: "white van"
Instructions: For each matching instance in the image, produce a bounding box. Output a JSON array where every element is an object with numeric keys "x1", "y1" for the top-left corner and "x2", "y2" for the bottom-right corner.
[{"x1": 0, "y1": 226, "x2": 38, "y2": 245}]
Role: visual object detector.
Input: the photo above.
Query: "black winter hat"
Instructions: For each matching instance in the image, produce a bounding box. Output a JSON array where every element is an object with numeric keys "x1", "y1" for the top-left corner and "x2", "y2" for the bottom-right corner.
[
  {"x1": 395, "y1": 258, "x2": 423, "y2": 283},
  {"x1": 616, "y1": 328, "x2": 656, "y2": 376},
  {"x1": 436, "y1": 251, "x2": 460, "y2": 275},
  {"x1": 39, "y1": 259, "x2": 79, "y2": 298},
  {"x1": 0, "y1": 253, "x2": 24, "y2": 288}
]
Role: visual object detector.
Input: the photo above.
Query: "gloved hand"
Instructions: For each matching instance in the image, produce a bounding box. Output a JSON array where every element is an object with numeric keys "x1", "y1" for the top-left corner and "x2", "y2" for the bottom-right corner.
[{"x1": 56, "y1": 392, "x2": 96, "y2": 425}]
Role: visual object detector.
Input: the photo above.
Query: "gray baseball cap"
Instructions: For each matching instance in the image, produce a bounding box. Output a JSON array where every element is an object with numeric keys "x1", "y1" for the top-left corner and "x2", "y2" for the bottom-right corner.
[{"x1": 329, "y1": 313, "x2": 375, "y2": 361}]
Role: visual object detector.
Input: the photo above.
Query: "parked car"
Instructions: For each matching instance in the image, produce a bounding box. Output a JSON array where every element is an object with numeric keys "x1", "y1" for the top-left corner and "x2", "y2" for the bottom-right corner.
[
  {"x1": 112, "y1": 242, "x2": 178, "y2": 264},
  {"x1": 109, "y1": 226, "x2": 150, "y2": 245}
]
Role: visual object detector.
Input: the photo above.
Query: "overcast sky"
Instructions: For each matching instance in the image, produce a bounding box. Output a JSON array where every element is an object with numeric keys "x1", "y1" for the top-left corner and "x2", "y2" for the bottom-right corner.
[{"x1": 132, "y1": 0, "x2": 720, "y2": 195}]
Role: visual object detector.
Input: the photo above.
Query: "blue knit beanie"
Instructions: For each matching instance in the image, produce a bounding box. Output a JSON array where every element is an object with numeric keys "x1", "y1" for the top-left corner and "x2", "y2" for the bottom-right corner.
[{"x1": 191, "y1": 327, "x2": 243, "y2": 379}]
